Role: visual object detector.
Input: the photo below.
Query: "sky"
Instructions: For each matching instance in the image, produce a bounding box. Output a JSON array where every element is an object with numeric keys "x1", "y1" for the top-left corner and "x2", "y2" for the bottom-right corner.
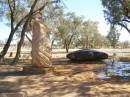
[
  {"x1": 0, "y1": 0, "x2": 130, "y2": 42},
  {"x1": 0, "y1": 21, "x2": 10, "y2": 41}
]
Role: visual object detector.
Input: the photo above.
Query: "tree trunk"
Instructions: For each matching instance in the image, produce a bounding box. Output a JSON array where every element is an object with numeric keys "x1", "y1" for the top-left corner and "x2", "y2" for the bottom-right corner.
[
  {"x1": 65, "y1": 45, "x2": 69, "y2": 53},
  {"x1": 0, "y1": 30, "x2": 15, "y2": 61},
  {"x1": 51, "y1": 39, "x2": 55, "y2": 49},
  {"x1": 12, "y1": 0, "x2": 38, "y2": 64},
  {"x1": 12, "y1": 32, "x2": 25, "y2": 64},
  {"x1": 26, "y1": 34, "x2": 32, "y2": 43},
  {"x1": 86, "y1": 36, "x2": 89, "y2": 49},
  {"x1": 65, "y1": 40, "x2": 69, "y2": 53},
  {"x1": 12, "y1": 20, "x2": 29, "y2": 64},
  {"x1": 0, "y1": 0, "x2": 15, "y2": 62},
  {"x1": 0, "y1": 15, "x2": 31, "y2": 62}
]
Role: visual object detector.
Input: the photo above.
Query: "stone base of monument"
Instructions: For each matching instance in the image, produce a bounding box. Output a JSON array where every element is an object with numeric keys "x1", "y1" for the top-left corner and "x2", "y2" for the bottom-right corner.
[{"x1": 23, "y1": 65, "x2": 54, "y2": 74}]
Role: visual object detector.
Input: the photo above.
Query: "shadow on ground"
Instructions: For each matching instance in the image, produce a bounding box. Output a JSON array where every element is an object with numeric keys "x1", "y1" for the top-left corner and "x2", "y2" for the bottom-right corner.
[
  {"x1": 0, "y1": 75, "x2": 130, "y2": 97},
  {"x1": 0, "y1": 71, "x2": 42, "y2": 76},
  {"x1": 0, "y1": 58, "x2": 130, "y2": 97}
]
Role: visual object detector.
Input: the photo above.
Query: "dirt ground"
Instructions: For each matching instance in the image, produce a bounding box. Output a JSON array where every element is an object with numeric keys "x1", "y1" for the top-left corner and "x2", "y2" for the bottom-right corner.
[{"x1": 0, "y1": 58, "x2": 130, "y2": 97}]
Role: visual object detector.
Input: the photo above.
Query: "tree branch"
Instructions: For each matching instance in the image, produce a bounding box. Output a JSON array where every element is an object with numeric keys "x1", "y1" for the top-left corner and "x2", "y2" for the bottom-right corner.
[
  {"x1": 122, "y1": 19, "x2": 130, "y2": 23},
  {"x1": 8, "y1": 0, "x2": 13, "y2": 13},
  {"x1": 12, "y1": 0, "x2": 15, "y2": 11},
  {"x1": 32, "y1": 0, "x2": 58, "y2": 16},
  {"x1": 12, "y1": 0, "x2": 58, "y2": 35},
  {"x1": 13, "y1": 0, "x2": 38, "y2": 33},
  {"x1": 26, "y1": 34, "x2": 32, "y2": 43},
  {"x1": 8, "y1": 0, "x2": 14, "y2": 30},
  {"x1": 14, "y1": 0, "x2": 58, "y2": 33},
  {"x1": 118, "y1": 22, "x2": 130, "y2": 34}
]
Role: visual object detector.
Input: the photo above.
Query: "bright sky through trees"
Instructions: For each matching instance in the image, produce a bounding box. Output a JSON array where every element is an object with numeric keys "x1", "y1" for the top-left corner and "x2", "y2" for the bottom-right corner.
[
  {"x1": 64, "y1": 0, "x2": 130, "y2": 42},
  {"x1": 0, "y1": 0, "x2": 130, "y2": 42}
]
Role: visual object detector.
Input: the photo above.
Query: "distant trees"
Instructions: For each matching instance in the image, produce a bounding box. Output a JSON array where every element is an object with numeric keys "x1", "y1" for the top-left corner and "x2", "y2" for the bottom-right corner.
[
  {"x1": 107, "y1": 26, "x2": 120, "y2": 48},
  {"x1": 0, "y1": 40, "x2": 4, "y2": 47},
  {"x1": 119, "y1": 41, "x2": 130, "y2": 48},
  {"x1": 80, "y1": 20, "x2": 102, "y2": 49},
  {"x1": 52, "y1": 12, "x2": 110, "y2": 51},
  {"x1": 56, "y1": 12, "x2": 82, "y2": 52}
]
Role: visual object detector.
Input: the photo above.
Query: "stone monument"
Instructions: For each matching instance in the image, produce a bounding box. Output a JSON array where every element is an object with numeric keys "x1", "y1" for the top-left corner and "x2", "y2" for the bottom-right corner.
[{"x1": 31, "y1": 17, "x2": 52, "y2": 70}]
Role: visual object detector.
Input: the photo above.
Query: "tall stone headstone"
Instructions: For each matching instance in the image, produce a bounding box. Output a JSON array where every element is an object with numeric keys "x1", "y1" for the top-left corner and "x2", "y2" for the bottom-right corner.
[{"x1": 32, "y1": 19, "x2": 52, "y2": 69}]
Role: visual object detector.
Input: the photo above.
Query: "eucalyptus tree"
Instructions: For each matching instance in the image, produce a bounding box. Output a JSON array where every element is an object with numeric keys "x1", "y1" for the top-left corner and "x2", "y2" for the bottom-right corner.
[
  {"x1": 0, "y1": 0, "x2": 28, "y2": 61},
  {"x1": 100, "y1": 36, "x2": 110, "y2": 48},
  {"x1": 57, "y1": 12, "x2": 82, "y2": 52},
  {"x1": 45, "y1": 9, "x2": 64, "y2": 48},
  {"x1": 107, "y1": 26, "x2": 120, "y2": 48},
  {"x1": 92, "y1": 32, "x2": 105, "y2": 48},
  {"x1": 0, "y1": 0, "x2": 62, "y2": 63},
  {"x1": 101, "y1": 0, "x2": 130, "y2": 33},
  {"x1": 80, "y1": 20, "x2": 99, "y2": 49}
]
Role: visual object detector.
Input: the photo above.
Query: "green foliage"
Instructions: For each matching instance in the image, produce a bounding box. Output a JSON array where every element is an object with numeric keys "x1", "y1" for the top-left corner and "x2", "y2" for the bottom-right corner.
[
  {"x1": 56, "y1": 12, "x2": 82, "y2": 52},
  {"x1": 79, "y1": 20, "x2": 107, "y2": 49},
  {"x1": 49, "y1": 9, "x2": 112, "y2": 50},
  {"x1": 107, "y1": 26, "x2": 120, "y2": 48},
  {"x1": 104, "y1": 68, "x2": 116, "y2": 76},
  {"x1": 101, "y1": 0, "x2": 130, "y2": 33},
  {"x1": 52, "y1": 11, "x2": 110, "y2": 50}
]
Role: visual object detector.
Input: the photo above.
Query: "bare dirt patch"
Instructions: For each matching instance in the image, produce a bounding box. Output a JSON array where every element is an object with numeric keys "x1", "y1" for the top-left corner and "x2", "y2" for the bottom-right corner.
[{"x1": 0, "y1": 58, "x2": 130, "y2": 97}]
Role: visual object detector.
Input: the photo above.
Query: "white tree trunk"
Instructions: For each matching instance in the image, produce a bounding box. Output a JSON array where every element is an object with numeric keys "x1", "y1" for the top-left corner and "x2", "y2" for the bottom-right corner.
[{"x1": 32, "y1": 19, "x2": 52, "y2": 69}]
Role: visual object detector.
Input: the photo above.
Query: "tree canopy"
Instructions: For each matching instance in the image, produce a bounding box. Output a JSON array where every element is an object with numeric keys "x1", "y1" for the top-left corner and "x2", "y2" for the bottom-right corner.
[{"x1": 101, "y1": 0, "x2": 130, "y2": 33}]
